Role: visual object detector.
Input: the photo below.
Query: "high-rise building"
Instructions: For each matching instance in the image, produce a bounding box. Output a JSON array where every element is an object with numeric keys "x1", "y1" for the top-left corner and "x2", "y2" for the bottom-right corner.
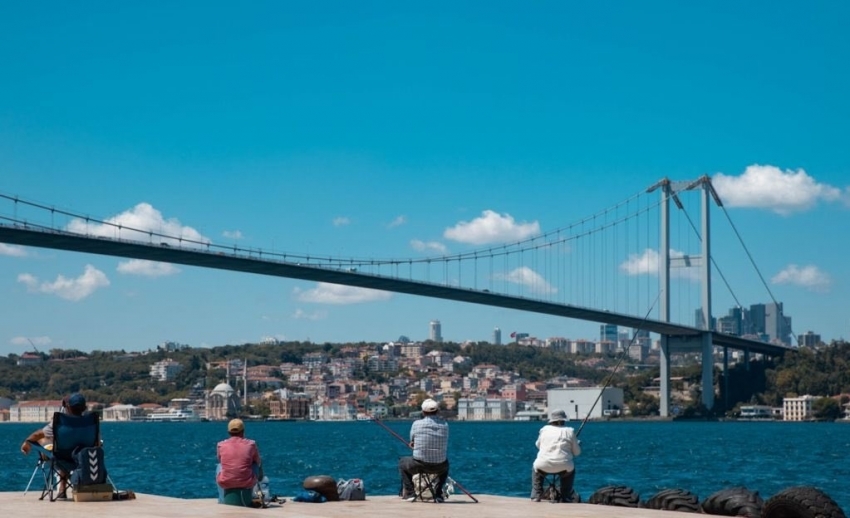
[
  {"x1": 798, "y1": 331, "x2": 821, "y2": 347},
  {"x1": 429, "y1": 320, "x2": 442, "y2": 342},
  {"x1": 600, "y1": 324, "x2": 618, "y2": 344},
  {"x1": 493, "y1": 327, "x2": 502, "y2": 346}
]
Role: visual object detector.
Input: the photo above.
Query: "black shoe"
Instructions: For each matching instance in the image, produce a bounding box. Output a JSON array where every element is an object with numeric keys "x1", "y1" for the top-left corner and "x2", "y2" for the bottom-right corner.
[
  {"x1": 56, "y1": 491, "x2": 68, "y2": 500},
  {"x1": 531, "y1": 495, "x2": 541, "y2": 502}
]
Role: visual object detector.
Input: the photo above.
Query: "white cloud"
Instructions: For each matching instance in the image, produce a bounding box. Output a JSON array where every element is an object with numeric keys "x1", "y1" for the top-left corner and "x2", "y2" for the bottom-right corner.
[
  {"x1": 17, "y1": 264, "x2": 110, "y2": 301},
  {"x1": 713, "y1": 165, "x2": 843, "y2": 214},
  {"x1": 0, "y1": 244, "x2": 28, "y2": 257},
  {"x1": 291, "y1": 308, "x2": 328, "y2": 320},
  {"x1": 117, "y1": 259, "x2": 180, "y2": 278},
  {"x1": 619, "y1": 249, "x2": 698, "y2": 280},
  {"x1": 410, "y1": 239, "x2": 448, "y2": 254},
  {"x1": 10, "y1": 336, "x2": 52, "y2": 347},
  {"x1": 333, "y1": 217, "x2": 351, "y2": 227},
  {"x1": 771, "y1": 264, "x2": 832, "y2": 293},
  {"x1": 444, "y1": 210, "x2": 540, "y2": 245},
  {"x1": 388, "y1": 215, "x2": 407, "y2": 228},
  {"x1": 223, "y1": 230, "x2": 243, "y2": 240},
  {"x1": 65, "y1": 203, "x2": 211, "y2": 245},
  {"x1": 294, "y1": 282, "x2": 392, "y2": 304},
  {"x1": 494, "y1": 266, "x2": 556, "y2": 295}
]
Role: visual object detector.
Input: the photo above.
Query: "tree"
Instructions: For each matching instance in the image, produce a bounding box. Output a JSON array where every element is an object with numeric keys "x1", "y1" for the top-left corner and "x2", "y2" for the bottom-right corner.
[{"x1": 813, "y1": 397, "x2": 840, "y2": 421}]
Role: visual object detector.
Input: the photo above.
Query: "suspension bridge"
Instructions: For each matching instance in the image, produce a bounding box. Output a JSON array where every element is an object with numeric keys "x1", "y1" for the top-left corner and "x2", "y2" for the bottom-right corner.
[{"x1": 0, "y1": 177, "x2": 794, "y2": 416}]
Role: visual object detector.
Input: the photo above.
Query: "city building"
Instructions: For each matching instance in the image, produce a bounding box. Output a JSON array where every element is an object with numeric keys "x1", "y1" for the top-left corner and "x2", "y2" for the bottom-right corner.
[
  {"x1": 547, "y1": 387, "x2": 625, "y2": 420},
  {"x1": 9, "y1": 400, "x2": 64, "y2": 422},
  {"x1": 149, "y1": 359, "x2": 183, "y2": 381},
  {"x1": 600, "y1": 324, "x2": 618, "y2": 344},
  {"x1": 103, "y1": 404, "x2": 146, "y2": 421},
  {"x1": 430, "y1": 320, "x2": 443, "y2": 342},
  {"x1": 16, "y1": 352, "x2": 43, "y2": 366},
  {"x1": 739, "y1": 405, "x2": 775, "y2": 419},
  {"x1": 783, "y1": 395, "x2": 816, "y2": 421},
  {"x1": 493, "y1": 327, "x2": 502, "y2": 346},
  {"x1": 798, "y1": 331, "x2": 822, "y2": 348},
  {"x1": 456, "y1": 396, "x2": 516, "y2": 420},
  {"x1": 269, "y1": 388, "x2": 311, "y2": 419}
]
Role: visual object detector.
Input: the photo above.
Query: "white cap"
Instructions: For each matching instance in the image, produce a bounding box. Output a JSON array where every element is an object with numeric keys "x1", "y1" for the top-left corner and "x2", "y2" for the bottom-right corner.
[{"x1": 421, "y1": 399, "x2": 439, "y2": 412}]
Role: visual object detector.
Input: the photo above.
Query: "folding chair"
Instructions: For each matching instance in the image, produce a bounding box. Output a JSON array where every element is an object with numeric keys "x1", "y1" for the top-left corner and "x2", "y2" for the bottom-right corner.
[
  {"x1": 535, "y1": 469, "x2": 578, "y2": 503},
  {"x1": 23, "y1": 445, "x2": 54, "y2": 497},
  {"x1": 30, "y1": 411, "x2": 104, "y2": 501},
  {"x1": 542, "y1": 473, "x2": 561, "y2": 503},
  {"x1": 410, "y1": 468, "x2": 447, "y2": 503}
]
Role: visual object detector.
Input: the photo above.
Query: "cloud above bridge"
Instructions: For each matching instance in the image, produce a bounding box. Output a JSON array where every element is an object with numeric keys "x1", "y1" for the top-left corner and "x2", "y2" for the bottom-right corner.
[
  {"x1": 10, "y1": 335, "x2": 52, "y2": 347},
  {"x1": 117, "y1": 259, "x2": 180, "y2": 278},
  {"x1": 444, "y1": 210, "x2": 540, "y2": 245},
  {"x1": 222, "y1": 230, "x2": 243, "y2": 240},
  {"x1": 771, "y1": 264, "x2": 832, "y2": 293},
  {"x1": 65, "y1": 203, "x2": 211, "y2": 246},
  {"x1": 0, "y1": 243, "x2": 28, "y2": 257},
  {"x1": 494, "y1": 266, "x2": 556, "y2": 294},
  {"x1": 387, "y1": 215, "x2": 407, "y2": 228},
  {"x1": 410, "y1": 239, "x2": 448, "y2": 254},
  {"x1": 17, "y1": 264, "x2": 110, "y2": 301},
  {"x1": 619, "y1": 248, "x2": 699, "y2": 280},
  {"x1": 712, "y1": 165, "x2": 845, "y2": 214},
  {"x1": 291, "y1": 308, "x2": 328, "y2": 320},
  {"x1": 333, "y1": 216, "x2": 351, "y2": 227},
  {"x1": 294, "y1": 282, "x2": 393, "y2": 304}
]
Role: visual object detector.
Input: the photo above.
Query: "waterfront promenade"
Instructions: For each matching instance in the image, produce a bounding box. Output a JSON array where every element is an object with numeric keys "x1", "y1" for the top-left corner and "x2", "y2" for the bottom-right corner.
[{"x1": 0, "y1": 493, "x2": 701, "y2": 518}]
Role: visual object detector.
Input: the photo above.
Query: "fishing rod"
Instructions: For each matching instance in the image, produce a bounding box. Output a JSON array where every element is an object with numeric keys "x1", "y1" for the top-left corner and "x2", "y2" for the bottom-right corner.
[
  {"x1": 576, "y1": 291, "x2": 662, "y2": 437},
  {"x1": 369, "y1": 415, "x2": 479, "y2": 503}
]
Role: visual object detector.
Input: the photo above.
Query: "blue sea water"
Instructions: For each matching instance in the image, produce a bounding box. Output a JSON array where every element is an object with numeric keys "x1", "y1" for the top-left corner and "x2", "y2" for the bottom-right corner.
[{"x1": 2, "y1": 420, "x2": 848, "y2": 512}]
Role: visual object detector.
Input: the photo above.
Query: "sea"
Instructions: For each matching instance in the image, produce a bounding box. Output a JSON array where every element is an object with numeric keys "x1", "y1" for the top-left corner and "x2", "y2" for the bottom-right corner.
[{"x1": 2, "y1": 420, "x2": 848, "y2": 511}]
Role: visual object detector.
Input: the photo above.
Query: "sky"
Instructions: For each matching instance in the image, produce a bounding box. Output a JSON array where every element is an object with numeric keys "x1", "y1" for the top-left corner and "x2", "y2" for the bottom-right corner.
[{"x1": 1, "y1": 3, "x2": 849, "y2": 355}]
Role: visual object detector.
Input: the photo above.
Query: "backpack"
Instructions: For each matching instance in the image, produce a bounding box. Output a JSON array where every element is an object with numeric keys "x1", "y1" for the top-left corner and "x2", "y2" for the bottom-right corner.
[
  {"x1": 337, "y1": 478, "x2": 366, "y2": 500},
  {"x1": 293, "y1": 489, "x2": 326, "y2": 503},
  {"x1": 70, "y1": 446, "x2": 108, "y2": 486}
]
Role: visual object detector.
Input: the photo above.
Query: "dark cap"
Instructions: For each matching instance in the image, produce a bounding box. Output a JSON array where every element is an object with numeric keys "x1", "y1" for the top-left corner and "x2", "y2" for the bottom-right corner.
[{"x1": 68, "y1": 393, "x2": 86, "y2": 409}]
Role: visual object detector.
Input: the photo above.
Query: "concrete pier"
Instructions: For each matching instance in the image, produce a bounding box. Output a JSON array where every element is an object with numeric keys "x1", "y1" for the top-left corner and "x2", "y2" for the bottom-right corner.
[{"x1": 2, "y1": 492, "x2": 702, "y2": 517}]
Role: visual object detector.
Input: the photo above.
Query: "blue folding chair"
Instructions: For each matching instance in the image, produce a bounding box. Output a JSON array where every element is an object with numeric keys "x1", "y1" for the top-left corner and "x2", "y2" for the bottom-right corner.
[{"x1": 25, "y1": 411, "x2": 103, "y2": 501}]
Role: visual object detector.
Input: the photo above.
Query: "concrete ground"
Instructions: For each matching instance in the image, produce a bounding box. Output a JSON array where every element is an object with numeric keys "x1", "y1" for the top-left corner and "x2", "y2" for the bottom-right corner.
[{"x1": 1, "y1": 492, "x2": 703, "y2": 517}]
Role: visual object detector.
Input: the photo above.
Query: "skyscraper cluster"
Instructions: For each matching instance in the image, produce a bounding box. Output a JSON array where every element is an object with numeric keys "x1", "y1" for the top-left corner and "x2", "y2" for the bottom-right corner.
[{"x1": 704, "y1": 302, "x2": 793, "y2": 345}]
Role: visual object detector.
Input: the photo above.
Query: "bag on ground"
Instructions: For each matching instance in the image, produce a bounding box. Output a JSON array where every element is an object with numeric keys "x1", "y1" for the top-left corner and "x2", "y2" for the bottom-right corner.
[
  {"x1": 337, "y1": 478, "x2": 366, "y2": 500},
  {"x1": 293, "y1": 489, "x2": 326, "y2": 503}
]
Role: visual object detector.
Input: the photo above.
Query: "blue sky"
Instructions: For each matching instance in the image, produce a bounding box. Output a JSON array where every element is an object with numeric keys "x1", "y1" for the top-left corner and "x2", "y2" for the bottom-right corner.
[{"x1": 1, "y1": 3, "x2": 849, "y2": 355}]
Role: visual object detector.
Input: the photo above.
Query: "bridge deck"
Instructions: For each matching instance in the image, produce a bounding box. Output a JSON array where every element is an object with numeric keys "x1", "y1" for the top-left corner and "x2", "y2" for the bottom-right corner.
[{"x1": 1, "y1": 492, "x2": 701, "y2": 518}]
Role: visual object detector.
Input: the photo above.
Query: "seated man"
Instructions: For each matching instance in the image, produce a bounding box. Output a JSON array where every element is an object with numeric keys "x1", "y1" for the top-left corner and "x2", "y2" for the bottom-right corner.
[
  {"x1": 398, "y1": 399, "x2": 449, "y2": 502},
  {"x1": 531, "y1": 409, "x2": 581, "y2": 502},
  {"x1": 20, "y1": 393, "x2": 89, "y2": 499},
  {"x1": 216, "y1": 419, "x2": 264, "y2": 507}
]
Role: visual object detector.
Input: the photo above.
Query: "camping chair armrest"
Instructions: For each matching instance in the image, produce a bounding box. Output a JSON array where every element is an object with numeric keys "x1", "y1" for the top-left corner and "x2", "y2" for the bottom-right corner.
[{"x1": 28, "y1": 443, "x2": 54, "y2": 459}]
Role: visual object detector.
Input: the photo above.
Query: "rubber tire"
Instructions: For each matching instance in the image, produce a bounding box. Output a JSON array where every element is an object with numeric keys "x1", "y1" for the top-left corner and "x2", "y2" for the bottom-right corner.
[
  {"x1": 762, "y1": 486, "x2": 847, "y2": 518},
  {"x1": 700, "y1": 486, "x2": 764, "y2": 517},
  {"x1": 645, "y1": 488, "x2": 701, "y2": 513},
  {"x1": 588, "y1": 485, "x2": 641, "y2": 508}
]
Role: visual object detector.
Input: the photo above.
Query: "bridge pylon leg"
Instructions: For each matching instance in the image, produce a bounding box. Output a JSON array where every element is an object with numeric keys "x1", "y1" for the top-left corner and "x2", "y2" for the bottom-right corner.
[
  {"x1": 701, "y1": 332, "x2": 714, "y2": 411},
  {"x1": 659, "y1": 334, "x2": 670, "y2": 418}
]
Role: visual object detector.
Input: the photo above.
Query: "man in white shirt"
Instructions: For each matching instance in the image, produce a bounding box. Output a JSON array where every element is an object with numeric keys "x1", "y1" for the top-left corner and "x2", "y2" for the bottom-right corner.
[{"x1": 531, "y1": 409, "x2": 581, "y2": 502}]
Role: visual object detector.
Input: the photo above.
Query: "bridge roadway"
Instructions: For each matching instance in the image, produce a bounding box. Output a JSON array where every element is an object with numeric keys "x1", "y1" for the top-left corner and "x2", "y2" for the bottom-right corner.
[
  {"x1": 0, "y1": 492, "x2": 704, "y2": 518},
  {"x1": 0, "y1": 224, "x2": 790, "y2": 357}
]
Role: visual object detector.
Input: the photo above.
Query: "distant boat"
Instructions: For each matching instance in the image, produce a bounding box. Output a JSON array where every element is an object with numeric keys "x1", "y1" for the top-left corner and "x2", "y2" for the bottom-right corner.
[
  {"x1": 265, "y1": 416, "x2": 296, "y2": 422},
  {"x1": 145, "y1": 409, "x2": 200, "y2": 422},
  {"x1": 356, "y1": 414, "x2": 372, "y2": 421}
]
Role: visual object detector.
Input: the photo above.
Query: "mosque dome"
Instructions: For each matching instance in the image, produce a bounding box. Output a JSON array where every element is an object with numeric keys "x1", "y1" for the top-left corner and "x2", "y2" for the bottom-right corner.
[{"x1": 212, "y1": 383, "x2": 235, "y2": 395}]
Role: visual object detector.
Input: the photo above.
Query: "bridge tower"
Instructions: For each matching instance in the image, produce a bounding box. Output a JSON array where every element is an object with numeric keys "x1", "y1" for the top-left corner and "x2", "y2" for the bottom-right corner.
[{"x1": 651, "y1": 176, "x2": 722, "y2": 417}]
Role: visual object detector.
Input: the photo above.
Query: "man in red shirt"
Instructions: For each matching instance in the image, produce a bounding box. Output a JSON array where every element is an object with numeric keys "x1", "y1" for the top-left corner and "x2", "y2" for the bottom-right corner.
[{"x1": 216, "y1": 419, "x2": 263, "y2": 506}]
